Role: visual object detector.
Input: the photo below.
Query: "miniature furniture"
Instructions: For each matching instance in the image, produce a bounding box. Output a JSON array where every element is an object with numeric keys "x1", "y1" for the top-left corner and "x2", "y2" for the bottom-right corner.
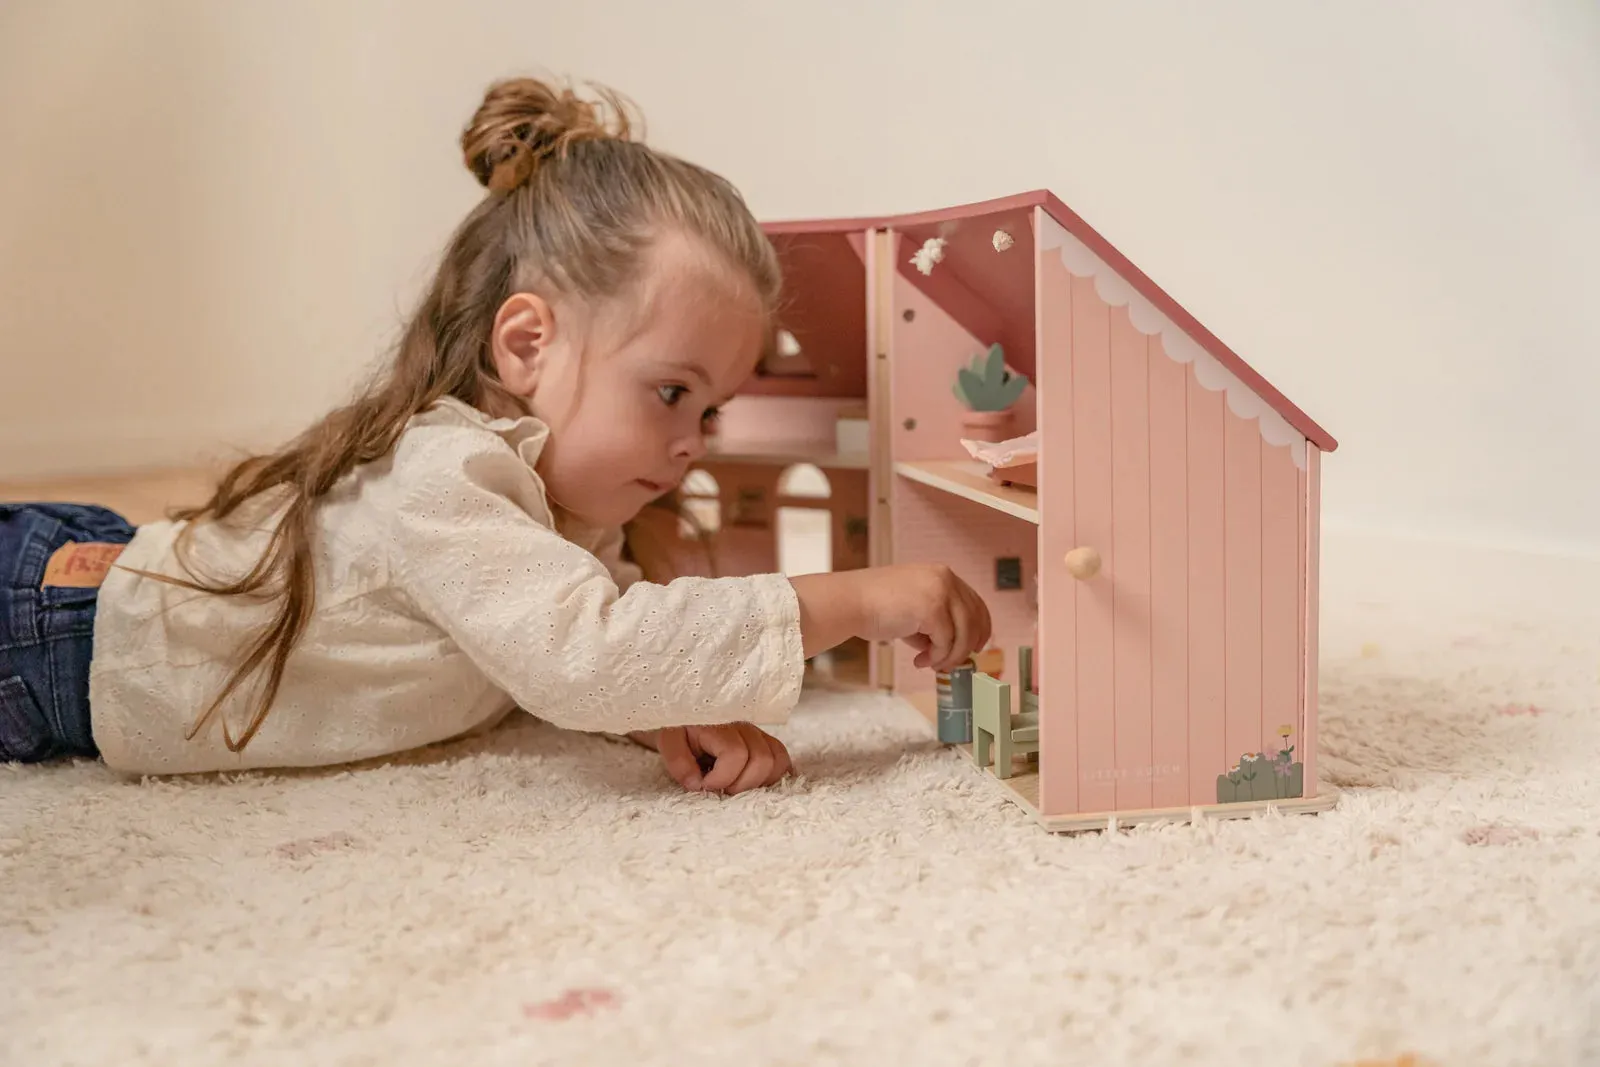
[
  {"x1": 1016, "y1": 646, "x2": 1039, "y2": 718},
  {"x1": 685, "y1": 190, "x2": 1336, "y2": 832},
  {"x1": 972, "y1": 657, "x2": 1040, "y2": 780}
]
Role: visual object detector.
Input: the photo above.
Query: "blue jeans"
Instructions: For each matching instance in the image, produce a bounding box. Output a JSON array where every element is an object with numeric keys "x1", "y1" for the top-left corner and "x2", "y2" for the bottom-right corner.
[{"x1": 0, "y1": 503, "x2": 136, "y2": 762}]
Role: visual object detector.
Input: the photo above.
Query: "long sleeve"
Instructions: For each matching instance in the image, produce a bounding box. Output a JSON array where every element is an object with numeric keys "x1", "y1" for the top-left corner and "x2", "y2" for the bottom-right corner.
[
  {"x1": 385, "y1": 423, "x2": 806, "y2": 735},
  {"x1": 589, "y1": 525, "x2": 645, "y2": 592}
]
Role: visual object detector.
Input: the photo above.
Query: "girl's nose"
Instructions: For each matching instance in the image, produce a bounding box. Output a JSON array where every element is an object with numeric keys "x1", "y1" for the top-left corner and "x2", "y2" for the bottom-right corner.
[{"x1": 672, "y1": 433, "x2": 709, "y2": 462}]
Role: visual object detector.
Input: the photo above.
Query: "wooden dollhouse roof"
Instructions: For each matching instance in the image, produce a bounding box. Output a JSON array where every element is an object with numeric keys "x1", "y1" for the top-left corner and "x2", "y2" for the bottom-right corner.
[{"x1": 762, "y1": 190, "x2": 1337, "y2": 453}]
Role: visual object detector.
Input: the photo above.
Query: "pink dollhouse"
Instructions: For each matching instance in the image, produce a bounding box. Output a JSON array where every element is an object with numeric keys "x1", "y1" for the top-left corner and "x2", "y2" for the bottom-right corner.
[{"x1": 675, "y1": 190, "x2": 1337, "y2": 832}]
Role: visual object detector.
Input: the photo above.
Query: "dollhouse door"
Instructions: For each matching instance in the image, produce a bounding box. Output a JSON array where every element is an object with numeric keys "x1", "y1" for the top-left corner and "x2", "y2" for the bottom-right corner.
[{"x1": 1033, "y1": 210, "x2": 1310, "y2": 821}]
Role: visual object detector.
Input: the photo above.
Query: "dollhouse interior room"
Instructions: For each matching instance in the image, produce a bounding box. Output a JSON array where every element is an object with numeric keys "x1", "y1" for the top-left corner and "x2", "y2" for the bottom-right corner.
[{"x1": 644, "y1": 223, "x2": 879, "y2": 688}]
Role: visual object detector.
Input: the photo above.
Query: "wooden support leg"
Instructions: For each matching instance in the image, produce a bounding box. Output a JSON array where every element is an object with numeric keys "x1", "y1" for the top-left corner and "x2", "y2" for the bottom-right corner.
[
  {"x1": 972, "y1": 672, "x2": 999, "y2": 772},
  {"x1": 992, "y1": 679, "x2": 1015, "y2": 780}
]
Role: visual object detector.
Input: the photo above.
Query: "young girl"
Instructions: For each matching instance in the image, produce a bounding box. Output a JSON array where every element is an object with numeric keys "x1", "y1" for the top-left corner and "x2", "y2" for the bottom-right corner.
[{"x1": 0, "y1": 78, "x2": 991, "y2": 795}]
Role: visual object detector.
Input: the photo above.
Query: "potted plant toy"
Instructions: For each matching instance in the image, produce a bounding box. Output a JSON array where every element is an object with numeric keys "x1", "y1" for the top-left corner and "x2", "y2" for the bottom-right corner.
[{"x1": 953, "y1": 343, "x2": 1029, "y2": 443}]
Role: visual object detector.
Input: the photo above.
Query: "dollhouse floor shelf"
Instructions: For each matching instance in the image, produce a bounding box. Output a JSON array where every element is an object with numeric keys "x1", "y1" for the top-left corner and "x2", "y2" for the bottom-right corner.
[
  {"x1": 903, "y1": 693, "x2": 1337, "y2": 834},
  {"x1": 893, "y1": 461, "x2": 1039, "y2": 523},
  {"x1": 704, "y1": 440, "x2": 869, "y2": 470}
]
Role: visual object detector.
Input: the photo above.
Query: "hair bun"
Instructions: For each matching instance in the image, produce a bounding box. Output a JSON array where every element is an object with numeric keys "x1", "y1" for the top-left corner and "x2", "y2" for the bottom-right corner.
[{"x1": 461, "y1": 77, "x2": 635, "y2": 192}]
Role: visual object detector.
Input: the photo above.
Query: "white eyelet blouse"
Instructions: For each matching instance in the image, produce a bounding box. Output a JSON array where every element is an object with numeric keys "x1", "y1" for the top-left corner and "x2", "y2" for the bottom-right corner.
[{"x1": 88, "y1": 397, "x2": 805, "y2": 775}]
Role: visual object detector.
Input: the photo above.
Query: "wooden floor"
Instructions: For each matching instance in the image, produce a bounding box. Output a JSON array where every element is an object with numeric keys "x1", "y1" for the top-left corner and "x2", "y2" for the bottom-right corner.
[{"x1": 0, "y1": 467, "x2": 221, "y2": 525}]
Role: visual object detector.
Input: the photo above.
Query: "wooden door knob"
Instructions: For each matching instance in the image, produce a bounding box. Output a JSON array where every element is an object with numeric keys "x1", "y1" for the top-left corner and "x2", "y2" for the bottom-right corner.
[{"x1": 1063, "y1": 546, "x2": 1101, "y2": 580}]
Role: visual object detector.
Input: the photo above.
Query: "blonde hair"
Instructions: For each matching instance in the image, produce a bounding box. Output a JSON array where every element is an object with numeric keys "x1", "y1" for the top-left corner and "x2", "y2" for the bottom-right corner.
[{"x1": 149, "y1": 77, "x2": 782, "y2": 752}]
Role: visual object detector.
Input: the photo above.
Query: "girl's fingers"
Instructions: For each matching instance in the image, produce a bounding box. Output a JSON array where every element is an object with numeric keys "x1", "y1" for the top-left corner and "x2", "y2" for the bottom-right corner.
[
  {"x1": 958, "y1": 595, "x2": 985, "y2": 665},
  {"x1": 949, "y1": 598, "x2": 973, "y2": 672},
  {"x1": 768, "y1": 733, "x2": 793, "y2": 784},
  {"x1": 929, "y1": 605, "x2": 958, "y2": 672},
  {"x1": 946, "y1": 586, "x2": 990, "y2": 668},
  {"x1": 920, "y1": 602, "x2": 951, "y2": 671},
  {"x1": 654, "y1": 727, "x2": 704, "y2": 791},
  {"x1": 972, "y1": 584, "x2": 994, "y2": 650},
  {"x1": 905, "y1": 633, "x2": 933, "y2": 668},
  {"x1": 725, "y1": 724, "x2": 778, "y2": 795},
  {"x1": 694, "y1": 726, "x2": 750, "y2": 793}
]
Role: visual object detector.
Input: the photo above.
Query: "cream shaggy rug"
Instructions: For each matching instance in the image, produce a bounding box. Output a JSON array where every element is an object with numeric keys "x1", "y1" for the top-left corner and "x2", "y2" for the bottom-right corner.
[{"x1": 5, "y1": 533, "x2": 1600, "y2": 1067}]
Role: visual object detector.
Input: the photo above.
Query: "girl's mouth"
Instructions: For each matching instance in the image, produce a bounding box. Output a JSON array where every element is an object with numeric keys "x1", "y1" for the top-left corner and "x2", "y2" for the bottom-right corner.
[{"x1": 636, "y1": 479, "x2": 670, "y2": 494}]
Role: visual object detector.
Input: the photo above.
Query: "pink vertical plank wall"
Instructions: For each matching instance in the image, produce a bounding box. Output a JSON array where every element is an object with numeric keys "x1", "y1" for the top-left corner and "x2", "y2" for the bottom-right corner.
[
  {"x1": 889, "y1": 269, "x2": 1037, "y2": 697},
  {"x1": 1035, "y1": 212, "x2": 1078, "y2": 817},
  {"x1": 1260, "y1": 438, "x2": 1302, "y2": 758},
  {"x1": 1030, "y1": 209, "x2": 1320, "y2": 818},
  {"x1": 1109, "y1": 309, "x2": 1153, "y2": 811},
  {"x1": 1303, "y1": 447, "x2": 1321, "y2": 795},
  {"x1": 1224, "y1": 409, "x2": 1263, "y2": 771},
  {"x1": 1068, "y1": 273, "x2": 1117, "y2": 816},
  {"x1": 1147, "y1": 339, "x2": 1190, "y2": 808},
  {"x1": 1186, "y1": 377, "x2": 1227, "y2": 804}
]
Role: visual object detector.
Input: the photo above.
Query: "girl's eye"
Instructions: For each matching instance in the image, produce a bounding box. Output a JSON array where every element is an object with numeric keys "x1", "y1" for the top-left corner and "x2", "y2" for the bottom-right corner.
[
  {"x1": 657, "y1": 385, "x2": 688, "y2": 406},
  {"x1": 701, "y1": 406, "x2": 722, "y2": 428}
]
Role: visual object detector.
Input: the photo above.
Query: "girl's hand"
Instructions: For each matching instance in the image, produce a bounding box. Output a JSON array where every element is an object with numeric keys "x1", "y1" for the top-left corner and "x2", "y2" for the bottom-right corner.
[
  {"x1": 628, "y1": 724, "x2": 793, "y2": 795},
  {"x1": 790, "y1": 564, "x2": 993, "y2": 673},
  {"x1": 855, "y1": 563, "x2": 993, "y2": 671}
]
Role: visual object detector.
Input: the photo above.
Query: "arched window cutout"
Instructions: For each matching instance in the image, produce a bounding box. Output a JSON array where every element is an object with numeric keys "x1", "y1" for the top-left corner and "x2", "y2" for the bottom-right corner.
[
  {"x1": 683, "y1": 469, "x2": 719, "y2": 497},
  {"x1": 679, "y1": 468, "x2": 721, "y2": 536},
  {"x1": 777, "y1": 506, "x2": 832, "y2": 577},
  {"x1": 778, "y1": 463, "x2": 831, "y2": 500}
]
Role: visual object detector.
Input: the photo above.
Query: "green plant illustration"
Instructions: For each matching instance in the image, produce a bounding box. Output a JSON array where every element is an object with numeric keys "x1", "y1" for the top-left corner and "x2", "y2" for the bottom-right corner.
[
  {"x1": 952, "y1": 343, "x2": 1029, "y2": 412},
  {"x1": 1216, "y1": 724, "x2": 1304, "y2": 803}
]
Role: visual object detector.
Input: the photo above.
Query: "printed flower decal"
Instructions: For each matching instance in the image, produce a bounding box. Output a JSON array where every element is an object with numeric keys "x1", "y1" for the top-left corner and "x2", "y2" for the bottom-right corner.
[{"x1": 1216, "y1": 724, "x2": 1303, "y2": 803}]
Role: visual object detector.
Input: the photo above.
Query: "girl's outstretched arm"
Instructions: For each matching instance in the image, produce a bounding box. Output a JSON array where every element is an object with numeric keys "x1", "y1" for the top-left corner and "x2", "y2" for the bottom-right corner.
[
  {"x1": 387, "y1": 426, "x2": 805, "y2": 735},
  {"x1": 789, "y1": 566, "x2": 990, "y2": 673},
  {"x1": 387, "y1": 425, "x2": 991, "y2": 737}
]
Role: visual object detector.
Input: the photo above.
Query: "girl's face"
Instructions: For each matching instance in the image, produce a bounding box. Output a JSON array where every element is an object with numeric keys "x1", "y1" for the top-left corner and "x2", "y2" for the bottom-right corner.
[{"x1": 492, "y1": 236, "x2": 767, "y2": 529}]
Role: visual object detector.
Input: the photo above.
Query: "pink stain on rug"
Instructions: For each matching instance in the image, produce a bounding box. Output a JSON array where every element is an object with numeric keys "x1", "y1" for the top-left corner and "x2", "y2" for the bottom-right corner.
[
  {"x1": 524, "y1": 988, "x2": 620, "y2": 1021},
  {"x1": 1462, "y1": 824, "x2": 1540, "y2": 846},
  {"x1": 1496, "y1": 703, "x2": 1545, "y2": 717}
]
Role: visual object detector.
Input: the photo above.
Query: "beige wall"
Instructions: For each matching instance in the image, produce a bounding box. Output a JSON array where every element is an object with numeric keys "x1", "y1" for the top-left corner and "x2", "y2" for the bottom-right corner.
[{"x1": 3, "y1": 1, "x2": 1597, "y2": 555}]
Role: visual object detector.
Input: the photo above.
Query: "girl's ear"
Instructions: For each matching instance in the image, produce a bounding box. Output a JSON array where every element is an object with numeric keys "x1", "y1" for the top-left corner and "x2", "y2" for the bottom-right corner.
[{"x1": 490, "y1": 293, "x2": 556, "y2": 397}]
